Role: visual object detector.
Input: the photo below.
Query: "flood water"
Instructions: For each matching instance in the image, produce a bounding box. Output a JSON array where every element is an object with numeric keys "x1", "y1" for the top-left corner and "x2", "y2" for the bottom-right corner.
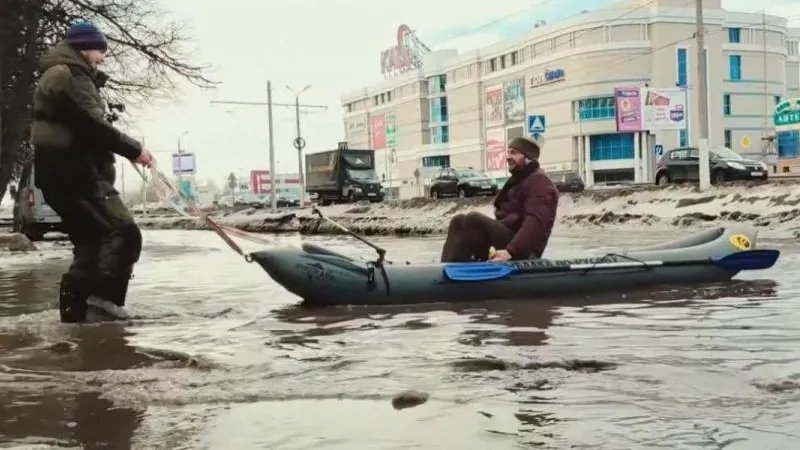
[{"x1": 0, "y1": 227, "x2": 798, "y2": 449}]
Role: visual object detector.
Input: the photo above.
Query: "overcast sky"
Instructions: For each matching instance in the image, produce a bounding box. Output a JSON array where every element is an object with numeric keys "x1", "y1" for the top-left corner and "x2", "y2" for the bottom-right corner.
[
  {"x1": 5, "y1": 0, "x2": 799, "y2": 209},
  {"x1": 104, "y1": 0, "x2": 800, "y2": 192}
]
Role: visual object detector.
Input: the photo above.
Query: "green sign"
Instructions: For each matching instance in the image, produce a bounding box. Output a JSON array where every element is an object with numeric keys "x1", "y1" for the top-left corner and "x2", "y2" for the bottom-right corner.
[
  {"x1": 385, "y1": 113, "x2": 398, "y2": 147},
  {"x1": 774, "y1": 98, "x2": 800, "y2": 129}
]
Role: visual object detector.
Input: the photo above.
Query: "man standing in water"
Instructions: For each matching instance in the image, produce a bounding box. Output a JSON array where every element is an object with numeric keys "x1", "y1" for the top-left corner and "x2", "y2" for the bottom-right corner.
[
  {"x1": 440, "y1": 135, "x2": 558, "y2": 262},
  {"x1": 30, "y1": 21, "x2": 155, "y2": 322}
]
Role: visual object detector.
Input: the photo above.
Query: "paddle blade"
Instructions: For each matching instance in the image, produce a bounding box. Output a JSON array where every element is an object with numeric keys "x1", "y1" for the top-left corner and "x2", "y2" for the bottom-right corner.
[
  {"x1": 711, "y1": 249, "x2": 780, "y2": 271},
  {"x1": 443, "y1": 262, "x2": 517, "y2": 281}
]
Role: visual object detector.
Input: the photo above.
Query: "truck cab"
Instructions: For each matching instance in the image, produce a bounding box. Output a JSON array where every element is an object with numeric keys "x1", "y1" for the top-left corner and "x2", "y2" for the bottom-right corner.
[
  {"x1": 11, "y1": 163, "x2": 63, "y2": 241},
  {"x1": 305, "y1": 143, "x2": 385, "y2": 205}
]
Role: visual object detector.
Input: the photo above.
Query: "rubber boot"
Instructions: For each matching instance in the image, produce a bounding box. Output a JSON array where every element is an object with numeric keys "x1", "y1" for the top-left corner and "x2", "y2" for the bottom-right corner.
[
  {"x1": 59, "y1": 273, "x2": 90, "y2": 323},
  {"x1": 85, "y1": 273, "x2": 132, "y2": 322}
]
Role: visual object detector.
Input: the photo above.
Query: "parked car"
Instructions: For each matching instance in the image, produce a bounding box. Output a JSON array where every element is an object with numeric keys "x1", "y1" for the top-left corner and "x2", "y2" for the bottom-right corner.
[
  {"x1": 11, "y1": 163, "x2": 63, "y2": 241},
  {"x1": 655, "y1": 145, "x2": 769, "y2": 186},
  {"x1": 429, "y1": 168, "x2": 497, "y2": 199},
  {"x1": 549, "y1": 172, "x2": 585, "y2": 193}
]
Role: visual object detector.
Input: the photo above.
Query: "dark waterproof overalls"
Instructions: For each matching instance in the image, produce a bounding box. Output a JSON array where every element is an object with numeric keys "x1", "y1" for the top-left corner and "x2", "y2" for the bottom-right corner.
[{"x1": 30, "y1": 40, "x2": 144, "y2": 322}]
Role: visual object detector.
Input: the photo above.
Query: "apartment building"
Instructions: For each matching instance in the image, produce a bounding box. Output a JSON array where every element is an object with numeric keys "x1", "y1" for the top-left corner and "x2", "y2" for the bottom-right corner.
[{"x1": 340, "y1": 0, "x2": 800, "y2": 197}]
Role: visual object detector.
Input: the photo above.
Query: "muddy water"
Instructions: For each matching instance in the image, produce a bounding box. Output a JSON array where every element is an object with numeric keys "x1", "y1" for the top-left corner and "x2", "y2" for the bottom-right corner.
[{"x1": 0, "y1": 229, "x2": 798, "y2": 450}]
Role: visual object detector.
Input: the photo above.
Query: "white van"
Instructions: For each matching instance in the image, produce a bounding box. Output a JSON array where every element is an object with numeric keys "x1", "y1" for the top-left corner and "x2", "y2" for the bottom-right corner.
[{"x1": 10, "y1": 163, "x2": 63, "y2": 241}]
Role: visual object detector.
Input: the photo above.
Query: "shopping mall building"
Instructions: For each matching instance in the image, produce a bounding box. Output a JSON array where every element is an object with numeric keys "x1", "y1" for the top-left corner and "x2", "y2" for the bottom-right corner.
[{"x1": 340, "y1": 0, "x2": 800, "y2": 198}]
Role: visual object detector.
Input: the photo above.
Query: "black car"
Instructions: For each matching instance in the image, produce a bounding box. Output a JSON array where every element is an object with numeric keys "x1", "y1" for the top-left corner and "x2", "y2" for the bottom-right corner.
[
  {"x1": 550, "y1": 172, "x2": 585, "y2": 193},
  {"x1": 429, "y1": 168, "x2": 497, "y2": 199},
  {"x1": 655, "y1": 146, "x2": 769, "y2": 186}
]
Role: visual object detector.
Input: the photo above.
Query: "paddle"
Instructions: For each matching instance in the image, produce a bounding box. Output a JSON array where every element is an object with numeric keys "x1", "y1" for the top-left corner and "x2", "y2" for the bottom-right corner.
[{"x1": 443, "y1": 249, "x2": 781, "y2": 282}]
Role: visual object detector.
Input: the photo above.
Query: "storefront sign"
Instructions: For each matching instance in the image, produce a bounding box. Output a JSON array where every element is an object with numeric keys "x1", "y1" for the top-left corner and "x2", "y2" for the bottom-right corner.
[
  {"x1": 346, "y1": 116, "x2": 367, "y2": 136},
  {"x1": 528, "y1": 68, "x2": 565, "y2": 89}
]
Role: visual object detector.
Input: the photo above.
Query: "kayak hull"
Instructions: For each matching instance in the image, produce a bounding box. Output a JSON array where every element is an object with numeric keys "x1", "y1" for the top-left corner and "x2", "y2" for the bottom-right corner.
[{"x1": 249, "y1": 226, "x2": 765, "y2": 306}]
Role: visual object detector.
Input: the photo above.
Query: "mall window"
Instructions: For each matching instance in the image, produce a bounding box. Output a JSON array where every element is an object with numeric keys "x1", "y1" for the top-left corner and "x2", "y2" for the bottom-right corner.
[
  {"x1": 593, "y1": 169, "x2": 634, "y2": 184},
  {"x1": 577, "y1": 97, "x2": 615, "y2": 121},
  {"x1": 489, "y1": 58, "x2": 497, "y2": 72},
  {"x1": 428, "y1": 75, "x2": 447, "y2": 94},
  {"x1": 679, "y1": 129, "x2": 688, "y2": 146},
  {"x1": 775, "y1": 95, "x2": 782, "y2": 105},
  {"x1": 589, "y1": 133, "x2": 634, "y2": 161},
  {"x1": 431, "y1": 125, "x2": 449, "y2": 144},
  {"x1": 728, "y1": 28, "x2": 741, "y2": 43},
  {"x1": 729, "y1": 55, "x2": 742, "y2": 80},
  {"x1": 676, "y1": 47, "x2": 688, "y2": 87},
  {"x1": 777, "y1": 130, "x2": 799, "y2": 158},
  {"x1": 724, "y1": 129, "x2": 732, "y2": 148},
  {"x1": 786, "y1": 40, "x2": 798, "y2": 56},
  {"x1": 723, "y1": 94, "x2": 731, "y2": 115},
  {"x1": 422, "y1": 155, "x2": 450, "y2": 168},
  {"x1": 429, "y1": 97, "x2": 448, "y2": 123}
]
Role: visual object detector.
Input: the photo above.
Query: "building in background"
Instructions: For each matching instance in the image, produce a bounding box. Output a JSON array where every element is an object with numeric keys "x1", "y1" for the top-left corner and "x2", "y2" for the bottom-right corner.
[
  {"x1": 340, "y1": 0, "x2": 800, "y2": 195},
  {"x1": 241, "y1": 170, "x2": 302, "y2": 200}
]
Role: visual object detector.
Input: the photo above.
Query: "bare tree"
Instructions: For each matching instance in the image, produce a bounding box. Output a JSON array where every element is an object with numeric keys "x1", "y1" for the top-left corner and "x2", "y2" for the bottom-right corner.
[{"x1": 0, "y1": 0, "x2": 217, "y2": 202}]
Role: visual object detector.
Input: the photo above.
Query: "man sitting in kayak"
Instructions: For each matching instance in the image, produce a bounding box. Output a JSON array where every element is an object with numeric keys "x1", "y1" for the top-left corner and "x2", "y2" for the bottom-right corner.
[{"x1": 440, "y1": 135, "x2": 558, "y2": 262}]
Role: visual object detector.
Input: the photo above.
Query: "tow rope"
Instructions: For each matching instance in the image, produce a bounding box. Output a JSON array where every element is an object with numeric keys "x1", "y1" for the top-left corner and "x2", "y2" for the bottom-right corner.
[{"x1": 129, "y1": 163, "x2": 273, "y2": 261}]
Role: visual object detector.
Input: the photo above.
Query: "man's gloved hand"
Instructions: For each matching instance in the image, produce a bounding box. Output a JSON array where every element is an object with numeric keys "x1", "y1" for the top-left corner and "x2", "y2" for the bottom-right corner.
[{"x1": 135, "y1": 149, "x2": 155, "y2": 168}]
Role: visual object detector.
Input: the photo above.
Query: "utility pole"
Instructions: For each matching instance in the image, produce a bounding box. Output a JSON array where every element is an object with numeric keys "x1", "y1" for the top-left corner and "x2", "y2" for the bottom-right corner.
[
  {"x1": 696, "y1": 0, "x2": 711, "y2": 191},
  {"x1": 266, "y1": 81, "x2": 277, "y2": 209},
  {"x1": 210, "y1": 83, "x2": 327, "y2": 210},
  {"x1": 286, "y1": 84, "x2": 314, "y2": 207}
]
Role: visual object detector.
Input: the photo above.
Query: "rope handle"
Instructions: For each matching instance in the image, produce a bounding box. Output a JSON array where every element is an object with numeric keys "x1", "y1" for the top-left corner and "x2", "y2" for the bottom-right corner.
[{"x1": 129, "y1": 162, "x2": 271, "y2": 260}]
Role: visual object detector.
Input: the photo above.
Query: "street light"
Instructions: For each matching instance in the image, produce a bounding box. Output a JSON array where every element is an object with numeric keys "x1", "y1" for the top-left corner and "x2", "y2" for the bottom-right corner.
[{"x1": 286, "y1": 84, "x2": 311, "y2": 206}]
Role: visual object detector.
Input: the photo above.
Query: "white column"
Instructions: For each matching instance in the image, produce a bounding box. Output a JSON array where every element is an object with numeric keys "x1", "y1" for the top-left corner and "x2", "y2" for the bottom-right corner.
[{"x1": 583, "y1": 135, "x2": 592, "y2": 187}]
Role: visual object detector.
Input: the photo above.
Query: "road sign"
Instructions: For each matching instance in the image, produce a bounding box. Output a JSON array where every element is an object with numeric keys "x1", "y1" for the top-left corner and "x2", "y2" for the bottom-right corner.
[
  {"x1": 741, "y1": 135, "x2": 751, "y2": 148},
  {"x1": 527, "y1": 115, "x2": 546, "y2": 136},
  {"x1": 654, "y1": 144, "x2": 664, "y2": 158},
  {"x1": 293, "y1": 137, "x2": 306, "y2": 150}
]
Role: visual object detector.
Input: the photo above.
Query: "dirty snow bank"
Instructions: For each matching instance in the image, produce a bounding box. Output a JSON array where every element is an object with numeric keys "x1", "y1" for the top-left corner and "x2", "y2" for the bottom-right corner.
[{"x1": 134, "y1": 179, "x2": 800, "y2": 239}]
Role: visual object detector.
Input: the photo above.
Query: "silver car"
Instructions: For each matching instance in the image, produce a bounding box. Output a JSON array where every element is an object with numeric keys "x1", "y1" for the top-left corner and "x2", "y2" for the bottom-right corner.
[{"x1": 11, "y1": 164, "x2": 63, "y2": 241}]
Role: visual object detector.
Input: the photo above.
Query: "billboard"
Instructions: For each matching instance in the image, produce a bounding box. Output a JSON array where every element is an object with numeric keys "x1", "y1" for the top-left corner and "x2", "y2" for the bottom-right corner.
[
  {"x1": 172, "y1": 152, "x2": 195, "y2": 175},
  {"x1": 249, "y1": 170, "x2": 301, "y2": 196},
  {"x1": 484, "y1": 84, "x2": 504, "y2": 127},
  {"x1": 371, "y1": 115, "x2": 386, "y2": 149},
  {"x1": 614, "y1": 86, "x2": 644, "y2": 132},
  {"x1": 503, "y1": 78, "x2": 525, "y2": 123},
  {"x1": 642, "y1": 87, "x2": 687, "y2": 130},
  {"x1": 385, "y1": 113, "x2": 398, "y2": 147},
  {"x1": 486, "y1": 127, "x2": 506, "y2": 171}
]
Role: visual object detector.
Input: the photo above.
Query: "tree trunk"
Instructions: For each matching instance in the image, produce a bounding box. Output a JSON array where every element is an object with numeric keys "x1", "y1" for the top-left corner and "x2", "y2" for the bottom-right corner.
[{"x1": 0, "y1": 1, "x2": 41, "y2": 202}]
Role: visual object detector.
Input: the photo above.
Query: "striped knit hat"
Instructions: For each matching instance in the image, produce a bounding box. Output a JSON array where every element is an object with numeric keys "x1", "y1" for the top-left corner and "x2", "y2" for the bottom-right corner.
[{"x1": 66, "y1": 21, "x2": 108, "y2": 52}]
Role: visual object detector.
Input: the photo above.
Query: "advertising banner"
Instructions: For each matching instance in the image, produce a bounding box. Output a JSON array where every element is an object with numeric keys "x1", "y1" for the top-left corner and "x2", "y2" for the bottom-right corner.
[
  {"x1": 371, "y1": 115, "x2": 386, "y2": 148},
  {"x1": 385, "y1": 113, "x2": 398, "y2": 147},
  {"x1": 642, "y1": 87, "x2": 687, "y2": 130},
  {"x1": 614, "y1": 86, "x2": 643, "y2": 131},
  {"x1": 486, "y1": 127, "x2": 506, "y2": 171},
  {"x1": 484, "y1": 84, "x2": 504, "y2": 127},
  {"x1": 503, "y1": 78, "x2": 525, "y2": 123}
]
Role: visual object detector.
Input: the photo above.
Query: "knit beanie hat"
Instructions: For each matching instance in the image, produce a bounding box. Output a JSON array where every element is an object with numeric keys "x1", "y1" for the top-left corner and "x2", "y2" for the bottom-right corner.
[
  {"x1": 508, "y1": 134, "x2": 545, "y2": 160},
  {"x1": 66, "y1": 21, "x2": 108, "y2": 52}
]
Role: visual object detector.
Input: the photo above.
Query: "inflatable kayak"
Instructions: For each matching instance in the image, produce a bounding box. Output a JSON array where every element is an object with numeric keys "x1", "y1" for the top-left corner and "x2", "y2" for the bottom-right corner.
[{"x1": 248, "y1": 226, "x2": 779, "y2": 306}]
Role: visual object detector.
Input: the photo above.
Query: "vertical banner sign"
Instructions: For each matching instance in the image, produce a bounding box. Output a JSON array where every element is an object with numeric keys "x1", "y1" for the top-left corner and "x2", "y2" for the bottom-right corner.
[
  {"x1": 371, "y1": 115, "x2": 386, "y2": 149},
  {"x1": 385, "y1": 113, "x2": 398, "y2": 147},
  {"x1": 503, "y1": 78, "x2": 525, "y2": 123},
  {"x1": 486, "y1": 127, "x2": 506, "y2": 171},
  {"x1": 484, "y1": 84, "x2": 504, "y2": 127},
  {"x1": 614, "y1": 86, "x2": 643, "y2": 132}
]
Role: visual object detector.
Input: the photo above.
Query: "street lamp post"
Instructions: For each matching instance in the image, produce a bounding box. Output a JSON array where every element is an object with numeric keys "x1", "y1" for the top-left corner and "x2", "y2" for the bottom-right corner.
[{"x1": 286, "y1": 84, "x2": 310, "y2": 206}]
